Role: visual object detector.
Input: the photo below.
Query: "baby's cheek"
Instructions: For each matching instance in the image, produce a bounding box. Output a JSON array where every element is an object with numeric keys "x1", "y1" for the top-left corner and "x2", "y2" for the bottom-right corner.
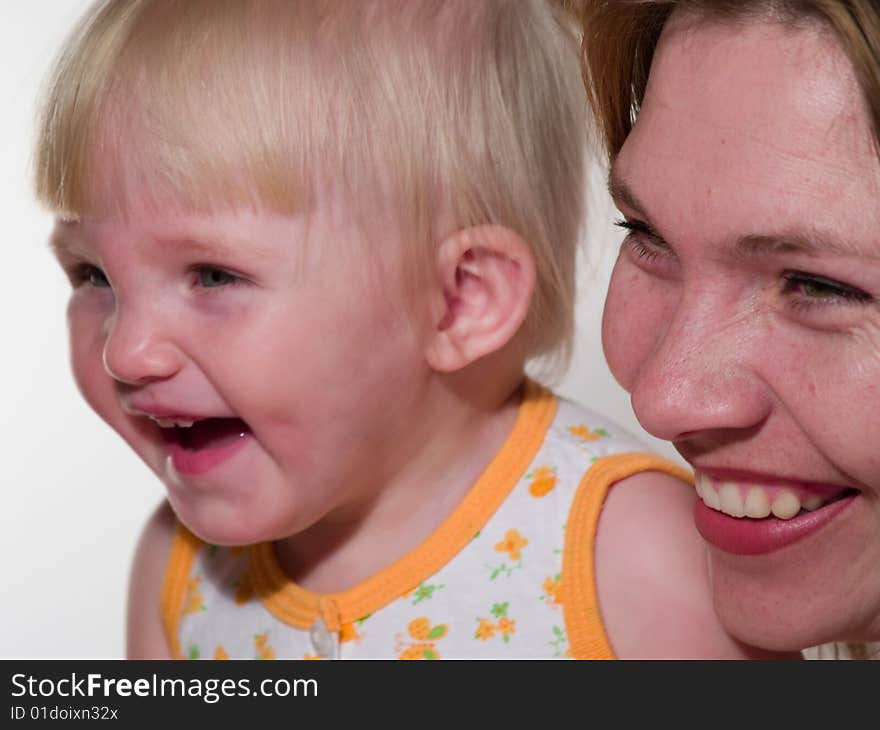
[{"x1": 67, "y1": 306, "x2": 113, "y2": 418}]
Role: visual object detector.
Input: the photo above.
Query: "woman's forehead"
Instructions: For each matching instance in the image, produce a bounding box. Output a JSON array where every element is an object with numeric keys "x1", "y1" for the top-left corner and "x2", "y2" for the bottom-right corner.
[
  {"x1": 644, "y1": 15, "x2": 864, "y2": 160},
  {"x1": 612, "y1": 14, "x2": 880, "y2": 255}
]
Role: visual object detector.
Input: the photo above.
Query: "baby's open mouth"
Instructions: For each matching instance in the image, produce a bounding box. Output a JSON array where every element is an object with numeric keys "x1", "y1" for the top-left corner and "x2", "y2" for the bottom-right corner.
[
  {"x1": 152, "y1": 417, "x2": 251, "y2": 451},
  {"x1": 695, "y1": 473, "x2": 858, "y2": 521}
]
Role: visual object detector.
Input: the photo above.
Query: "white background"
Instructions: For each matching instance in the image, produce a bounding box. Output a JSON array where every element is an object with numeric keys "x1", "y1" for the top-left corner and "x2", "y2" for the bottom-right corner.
[{"x1": 1, "y1": 2, "x2": 680, "y2": 658}]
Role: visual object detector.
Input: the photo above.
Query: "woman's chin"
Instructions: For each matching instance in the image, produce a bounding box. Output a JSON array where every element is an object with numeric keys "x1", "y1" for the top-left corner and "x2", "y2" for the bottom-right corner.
[
  {"x1": 708, "y1": 557, "x2": 876, "y2": 651},
  {"x1": 695, "y1": 489, "x2": 880, "y2": 651}
]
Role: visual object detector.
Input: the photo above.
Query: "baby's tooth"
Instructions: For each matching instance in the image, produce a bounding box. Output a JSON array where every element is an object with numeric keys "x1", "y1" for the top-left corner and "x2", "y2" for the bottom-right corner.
[
  {"x1": 802, "y1": 495, "x2": 824, "y2": 511},
  {"x1": 771, "y1": 490, "x2": 801, "y2": 520},
  {"x1": 156, "y1": 418, "x2": 175, "y2": 428},
  {"x1": 176, "y1": 420, "x2": 194, "y2": 428},
  {"x1": 744, "y1": 488, "x2": 771, "y2": 518},
  {"x1": 700, "y1": 477, "x2": 721, "y2": 511},
  {"x1": 719, "y1": 483, "x2": 746, "y2": 517}
]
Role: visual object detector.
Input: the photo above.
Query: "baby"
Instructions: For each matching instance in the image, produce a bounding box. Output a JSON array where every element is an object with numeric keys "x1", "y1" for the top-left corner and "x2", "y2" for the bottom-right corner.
[{"x1": 36, "y1": 0, "x2": 763, "y2": 659}]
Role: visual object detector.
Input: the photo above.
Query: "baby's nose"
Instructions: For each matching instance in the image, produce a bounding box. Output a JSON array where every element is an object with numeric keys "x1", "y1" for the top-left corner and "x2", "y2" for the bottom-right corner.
[{"x1": 102, "y1": 307, "x2": 183, "y2": 385}]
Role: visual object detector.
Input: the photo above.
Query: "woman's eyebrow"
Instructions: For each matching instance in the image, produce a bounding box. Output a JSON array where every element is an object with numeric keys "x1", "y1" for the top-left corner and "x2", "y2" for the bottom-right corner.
[
  {"x1": 607, "y1": 168, "x2": 648, "y2": 219},
  {"x1": 606, "y1": 169, "x2": 672, "y2": 247},
  {"x1": 609, "y1": 167, "x2": 879, "y2": 262},
  {"x1": 734, "y1": 233, "x2": 880, "y2": 261}
]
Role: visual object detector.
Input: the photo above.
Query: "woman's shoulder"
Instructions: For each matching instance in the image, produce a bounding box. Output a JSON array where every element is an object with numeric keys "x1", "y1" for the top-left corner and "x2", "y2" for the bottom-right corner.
[{"x1": 595, "y1": 471, "x2": 796, "y2": 659}]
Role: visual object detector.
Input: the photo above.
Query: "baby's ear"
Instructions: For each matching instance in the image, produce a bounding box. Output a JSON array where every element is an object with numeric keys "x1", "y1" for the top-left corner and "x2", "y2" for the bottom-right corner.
[{"x1": 425, "y1": 225, "x2": 535, "y2": 372}]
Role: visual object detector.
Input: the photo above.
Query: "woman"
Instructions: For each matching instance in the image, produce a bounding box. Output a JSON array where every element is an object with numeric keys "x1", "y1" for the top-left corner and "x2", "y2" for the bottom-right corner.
[{"x1": 580, "y1": 0, "x2": 880, "y2": 657}]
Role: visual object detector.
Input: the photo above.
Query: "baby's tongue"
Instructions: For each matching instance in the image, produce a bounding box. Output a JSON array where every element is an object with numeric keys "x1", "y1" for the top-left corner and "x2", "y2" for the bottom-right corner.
[{"x1": 179, "y1": 418, "x2": 250, "y2": 451}]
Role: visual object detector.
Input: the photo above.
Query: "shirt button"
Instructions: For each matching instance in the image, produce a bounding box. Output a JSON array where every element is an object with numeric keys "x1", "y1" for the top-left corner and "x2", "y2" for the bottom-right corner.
[{"x1": 309, "y1": 618, "x2": 336, "y2": 659}]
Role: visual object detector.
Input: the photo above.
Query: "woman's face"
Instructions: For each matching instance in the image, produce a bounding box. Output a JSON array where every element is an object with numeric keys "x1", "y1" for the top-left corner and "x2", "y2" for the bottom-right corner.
[{"x1": 603, "y1": 14, "x2": 880, "y2": 650}]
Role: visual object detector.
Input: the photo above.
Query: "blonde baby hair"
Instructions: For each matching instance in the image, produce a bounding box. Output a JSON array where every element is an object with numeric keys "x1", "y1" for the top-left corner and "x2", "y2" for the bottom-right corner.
[{"x1": 36, "y1": 0, "x2": 587, "y2": 370}]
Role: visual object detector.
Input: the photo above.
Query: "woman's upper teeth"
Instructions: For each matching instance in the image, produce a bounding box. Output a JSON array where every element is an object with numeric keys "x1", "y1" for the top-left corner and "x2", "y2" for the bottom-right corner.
[{"x1": 695, "y1": 474, "x2": 837, "y2": 520}]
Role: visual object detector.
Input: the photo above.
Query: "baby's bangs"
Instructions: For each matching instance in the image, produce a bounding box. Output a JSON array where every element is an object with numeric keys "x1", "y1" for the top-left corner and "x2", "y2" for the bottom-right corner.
[{"x1": 36, "y1": 0, "x2": 327, "y2": 219}]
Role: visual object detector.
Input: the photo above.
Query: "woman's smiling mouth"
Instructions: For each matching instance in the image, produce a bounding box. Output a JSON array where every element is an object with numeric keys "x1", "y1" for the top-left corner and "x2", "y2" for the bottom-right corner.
[
  {"x1": 694, "y1": 472, "x2": 855, "y2": 520},
  {"x1": 692, "y1": 469, "x2": 859, "y2": 555}
]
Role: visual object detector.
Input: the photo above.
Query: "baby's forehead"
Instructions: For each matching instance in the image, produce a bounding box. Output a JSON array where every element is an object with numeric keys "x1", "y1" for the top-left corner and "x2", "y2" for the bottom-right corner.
[
  {"x1": 37, "y1": 0, "x2": 496, "y2": 218},
  {"x1": 52, "y1": 168, "x2": 397, "y2": 260}
]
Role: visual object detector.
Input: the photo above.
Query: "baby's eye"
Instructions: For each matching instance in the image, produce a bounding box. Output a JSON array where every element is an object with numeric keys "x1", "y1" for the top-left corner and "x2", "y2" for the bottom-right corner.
[
  {"x1": 781, "y1": 271, "x2": 872, "y2": 306},
  {"x1": 193, "y1": 266, "x2": 239, "y2": 288},
  {"x1": 74, "y1": 264, "x2": 110, "y2": 288}
]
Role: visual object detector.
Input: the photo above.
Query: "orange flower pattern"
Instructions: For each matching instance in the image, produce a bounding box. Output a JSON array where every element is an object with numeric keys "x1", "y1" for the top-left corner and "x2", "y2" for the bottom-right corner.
[
  {"x1": 567, "y1": 425, "x2": 609, "y2": 442},
  {"x1": 254, "y1": 632, "x2": 275, "y2": 660},
  {"x1": 183, "y1": 576, "x2": 205, "y2": 616},
  {"x1": 474, "y1": 603, "x2": 516, "y2": 644},
  {"x1": 397, "y1": 617, "x2": 448, "y2": 660},
  {"x1": 527, "y1": 466, "x2": 558, "y2": 497},
  {"x1": 474, "y1": 618, "x2": 496, "y2": 641},
  {"x1": 541, "y1": 574, "x2": 563, "y2": 607},
  {"x1": 495, "y1": 529, "x2": 528, "y2": 562}
]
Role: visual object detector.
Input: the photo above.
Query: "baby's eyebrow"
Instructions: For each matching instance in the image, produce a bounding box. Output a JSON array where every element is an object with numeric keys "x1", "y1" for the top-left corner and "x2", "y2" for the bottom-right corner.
[
  {"x1": 151, "y1": 233, "x2": 278, "y2": 261},
  {"x1": 48, "y1": 227, "x2": 88, "y2": 259},
  {"x1": 48, "y1": 228, "x2": 277, "y2": 261}
]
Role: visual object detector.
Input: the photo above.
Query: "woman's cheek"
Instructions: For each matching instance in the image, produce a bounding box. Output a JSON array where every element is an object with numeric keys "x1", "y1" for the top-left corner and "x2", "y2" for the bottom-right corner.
[{"x1": 601, "y1": 258, "x2": 669, "y2": 393}]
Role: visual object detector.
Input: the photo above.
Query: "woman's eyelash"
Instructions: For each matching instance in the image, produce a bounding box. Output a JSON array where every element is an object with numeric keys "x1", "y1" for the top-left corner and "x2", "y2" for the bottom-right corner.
[
  {"x1": 614, "y1": 218, "x2": 652, "y2": 235},
  {"x1": 614, "y1": 218, "x2": 671, "y2": 262},
  {"x1": 613, "y1": 217, "x2": 668, "y2": 245},
  {"x1": 627, "y1": 239, "x2": 662, "y2": 263},
  {"x1": 782, "y1": 271, "x2": 873, "y2": 308}
]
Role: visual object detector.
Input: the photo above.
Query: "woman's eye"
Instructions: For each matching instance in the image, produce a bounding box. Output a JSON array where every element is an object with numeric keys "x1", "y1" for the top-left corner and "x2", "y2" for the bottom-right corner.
[
  {"x1": 781, "y1": 271, "x2": 872, "y2": 307},
  {"x1": 194, "y1": 266, "x2": 239, "y2": 288},
  {"x1": 614, "y1": 218, "x2": 676, "y2": 265},
  {"x1": 74, "y1": 264, "x2": 110, "y2": 288}
]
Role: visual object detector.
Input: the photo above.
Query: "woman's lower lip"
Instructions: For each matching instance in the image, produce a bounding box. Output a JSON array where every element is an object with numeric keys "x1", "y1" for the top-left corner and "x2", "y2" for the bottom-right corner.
[
  {"x1": 693, "y1": 493, "x2": 857, "y2": 556},
  {"x1": 166, "y1": 433, "x2": 251, "y2": 476}
]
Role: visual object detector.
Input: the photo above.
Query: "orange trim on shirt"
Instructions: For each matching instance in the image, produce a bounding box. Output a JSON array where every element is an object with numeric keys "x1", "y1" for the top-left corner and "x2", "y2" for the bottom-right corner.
[
  {"x1": 248, "y1": 379, "x2": 558, "y2": 631},
  {"x1": 562, "y1": 453, "x2": 694, "y2": 660},
  {"x1": 160, "y1": 523, "x2": 202, "y2": 660}
]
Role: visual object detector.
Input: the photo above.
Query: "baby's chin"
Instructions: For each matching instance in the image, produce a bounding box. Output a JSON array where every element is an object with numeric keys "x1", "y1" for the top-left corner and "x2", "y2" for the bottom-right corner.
[
  {"x1": 165, "y1": 486, "x2": 311, "y2": 548},
  {"x1": 164, "y1": 493, "x2": 258, "y2": 547}
]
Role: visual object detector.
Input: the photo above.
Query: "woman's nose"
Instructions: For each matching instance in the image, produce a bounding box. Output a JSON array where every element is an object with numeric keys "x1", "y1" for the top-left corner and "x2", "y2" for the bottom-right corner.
[
  {"x1": 629, "y1": 301, "x2": 772, "y2": 443},
  {"x1": 101, "y1": 305, "x2": 183, "y2": 386}
]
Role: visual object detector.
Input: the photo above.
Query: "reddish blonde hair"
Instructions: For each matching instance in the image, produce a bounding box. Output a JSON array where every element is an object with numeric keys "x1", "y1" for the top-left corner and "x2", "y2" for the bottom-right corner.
[{"x1": 578, "y1": 0, "x2": 880, "y2": 159}]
